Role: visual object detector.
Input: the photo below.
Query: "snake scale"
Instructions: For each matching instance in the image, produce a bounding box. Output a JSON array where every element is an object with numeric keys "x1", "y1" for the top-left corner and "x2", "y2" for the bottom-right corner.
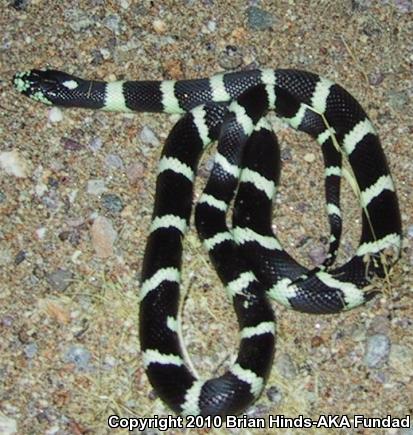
[{"x1": 13, "y1": 67, "x2": 401, "y2": 416}]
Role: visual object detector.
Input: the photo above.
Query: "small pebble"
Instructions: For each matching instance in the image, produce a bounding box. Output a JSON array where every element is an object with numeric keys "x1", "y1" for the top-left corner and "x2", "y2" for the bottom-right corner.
[
  {"x1": 90, "y1": 216, "x2": 117, "y2": 258},
  {"x1": 65, "y1": 9, "x2": 94, "y2": 32},
  {"x1": 0, "y1": 191, "x2": 6, "y2": 203},
  {"x1": 351, "y1": 0, "x2": 372, "y2": 11},
  {"x1": 100, "y1": 47, "x2": 111, "y2": 60},
  {"x1": 246, "y1": 6, "x2": 275, "y2": 30},
  {"x1": 363, "y1": 333, "x2": 391, "y2": 368},
  {"x1": 58, "y1": 229, "x2": 81, "y2": 246},
  {"x1": 88, "y1": 137, "x2": 103, "y2": 152},
  {"x1": 126, "y1": 162, "x2": 145, "y2": 185},
  {"x1": 388, "y1": 89, "x2": 410, "y2": 111},
  {"x1": 14, "y1": 250, "x2": 27, "y2": 266},
  {"x1": 11, "y1": 0, "x2": 28, "y2": 10},
  {"x1": 104, "y1": 14, "x2": 122, "y2": 34},
  {"x1": 394, "y1": 0, "x2": 413, "y2": 13},
  {"x1": 63, "y1": 345, "x2": 92, "y2": 371},
  {"x1": 24, "y1": 343, "x2": 38, "y2": 359},
  {"x1": 304, "y1": 152, "x2": 316, "y2": 163},
  {"x1": 48, "y1": 107, "x2": 63, "y2": 123},
  {"x1": 1, "y1": 315, "x2": 14, "y2": 328},
  {"x1": 46, "y1": 269, "x2": 73, "y2": 292},
  {"x1": 218, "y1": 45, "x2": 243, "y2": 70},
  {"x1": 139, "y1": 126, "x2": 160, "y2": 147},
  {"x1": 0, "y1": 150, "x2": 29, "y2": 178},
  {"x1": 308, "y1": 244, "x2": 326, "y2": 265},
  {"x1": 152, "y1": 18, "x2": 167, "y2": 34},
  {"x1": 87, "y1": 179, "x2": 108, "y2": 195},
  {"x1": 280, "y1": 147, "x2": 292, "y2": 161},
  {"x1": 388, "y1": 344, "x2": 413, "y2": 372},
  {"x1": 245, "y1": 403, "x2": 270, "y2": 418},
  {"x1": 35, "y1": 227, "x2": 47, "y2": 240},
  {"x1": 102, "y1": 355, "x2": 118, "y2": 370},
  {"x1": 206, "y1": 20, "x2": 216, "y2": 32},
  {"x1": 105, "y1": 154, "x2": 124, "y2": 170},
  {"x1": 90, "y1": 49, "x2": 104, "y2": 66},
  {"x1": 101, "y1": 193, "x2": 124, "y2": 213},
  {"x1": 275, "y1": 353, "x2": 297, "y2": 379},
  {"x1": 0, "y1": 414, "x2": 17, "y2": 435},
  {"x1": 62, "y1": 137, "x2": 83, "y2": 151},
  {"x1": 310, "y1": 335, "x2": 324, "y2": 348},
  {"x1": 42, "y1": 191, "x2": 60, "y2": 211},
  {"x1": 119, "y1": 0, "x2": 130, "y2": 9},
  {"x1": 368, "y1": 314, "x2": 390, "y2": 335},
  {"x1": 148, "y1": 389, "x2": 158, "y2": 401},
  {"x1": 368, "y1": 70, "x2": 385, "y2": 86},
  {"x1": 407, "y1": 225, "x2": 413, "y2": 238},
  {"x1": 266, "y1": 386, "x2": 283, "y2": 404}
]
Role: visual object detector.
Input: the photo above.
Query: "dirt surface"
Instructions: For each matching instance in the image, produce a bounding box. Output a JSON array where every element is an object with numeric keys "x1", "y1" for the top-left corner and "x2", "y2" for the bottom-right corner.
[{"x1": 0, "y1": 1, "x2": 412, "y2": 434}]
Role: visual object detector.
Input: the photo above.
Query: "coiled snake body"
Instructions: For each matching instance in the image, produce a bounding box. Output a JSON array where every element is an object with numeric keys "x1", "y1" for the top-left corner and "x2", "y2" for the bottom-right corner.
[{"x1": 13, "y1": 68, "x2": 401, "y2": 416}]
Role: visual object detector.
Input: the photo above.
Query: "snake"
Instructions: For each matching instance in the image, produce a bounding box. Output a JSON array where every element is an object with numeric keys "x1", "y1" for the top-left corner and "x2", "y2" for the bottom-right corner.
[{"x1": 13, "y1": 68, "x2": 402, "y2": 416}]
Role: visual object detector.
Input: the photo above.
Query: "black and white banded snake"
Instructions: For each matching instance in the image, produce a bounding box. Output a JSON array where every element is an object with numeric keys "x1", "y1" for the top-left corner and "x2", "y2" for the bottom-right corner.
[{"x1": 13, "y1": 68, "x2": 402, "y2": 416}]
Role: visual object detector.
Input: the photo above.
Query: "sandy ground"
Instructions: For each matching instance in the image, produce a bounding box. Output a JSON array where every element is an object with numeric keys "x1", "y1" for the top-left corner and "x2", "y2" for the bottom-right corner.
[{"x1": 0, "y1": 1, "x2": 412, "y2": 434}]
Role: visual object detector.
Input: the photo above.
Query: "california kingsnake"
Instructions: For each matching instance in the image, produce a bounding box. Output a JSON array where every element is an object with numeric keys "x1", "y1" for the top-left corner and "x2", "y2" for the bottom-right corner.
[{"x1": 13, "y1": 68, "x2": 402, "y2": 416}]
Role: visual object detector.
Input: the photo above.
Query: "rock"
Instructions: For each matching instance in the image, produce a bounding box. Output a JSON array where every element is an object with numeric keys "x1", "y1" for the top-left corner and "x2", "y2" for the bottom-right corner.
[
  {"x1": 105, "y1": 154, "x2": 124, "y2": 170},
  {"x1": 87, "y1": 179, "x2": 108, "y2": 195},
  {"x1": 0, "y1": 414, "x2": 17, "y2": 435},
  {"x1": 308, "y1": 244, "x2": 326, "y2": 265},
  {"x1": 65, "y1": 8, "x2": 94, "y2": 32},
  {"x1": 280, "y1": 147, "x2": 292, "y2": 161},
  {"x1": 104, "y1": 14, "x2": 122, "y2": 34},
  {"x1": 88, "y1": 137, "x2": 103, "y2": 152},
  {"x1": 266, "y1": 386, "x2": 283, "y2": 404},
  {"x1": 14, "y1": 250, "x2": 27, "y2": 266},
  {"x1": 63, "y1": 345, "x2": 92, "y2": 371},
  {"x1": 275, "y1": 353, "x2": 297, "y2": 379},
  {"x1": 90, "y1": 216, "x2": 117, "y2": 258},
  {"x1": 48, "y1": 107, "x2": 63, "y2": 123},
  {"x1": 368, "y1": 70, "x2": 385, "y2": 86},
  {"x1": 101, "y1": 193, "x2": 124, "y2": 213},
  {"x1": 61, "y1": 137, "x2": 83, "y2": 151},
  {"x1": 246, "y1": 6, "x2": 275, "y2": 30},
  {"x1": 351, "y1": 0, "x2": 372, "y2": 11},
  {"x1": 126, "y1": 162, "x2": 145, "y2": 185},
  {"x1": 388, "y1": 89, "x2": 410, "y2": 111},
  {"x1": 0, "y1": 150, "x2": 29, "y2": 178},
  {"x1": 389, "y1": 344, "x2": 413, "y2": 372},
  {"x1": 24, "y1": 343, "x2": 38, "y2": 359},
  {"x1": 303, "y1": 152, "x2": 316, "y2": 163},
  {"x1": 152, "y1": 19, "x2": 167, "y2": 34},
  {"x1": 11, "y1": 0, "x2": 28, "y2": 11},
  {"x1": 394, "y1": 0, "x2": 413, "y2": 13},
  {"x1": 218, "y1": 45, "x2": 243, "y2": 70},
  {"x1": 139, "y1": 126, "x2": 160, "y2": 147},
  {"x1": 363, "y1": 334, "x2": 391, "y2": 368},
  {"x1": 46, "y1": 269, "x2": 73, "y2": 292}
]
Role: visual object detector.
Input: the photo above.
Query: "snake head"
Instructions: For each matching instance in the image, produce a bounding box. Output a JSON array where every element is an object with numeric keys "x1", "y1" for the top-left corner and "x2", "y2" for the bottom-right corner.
[{"x1": 13, "y1": 69, "x2": 81, "y2": 106}]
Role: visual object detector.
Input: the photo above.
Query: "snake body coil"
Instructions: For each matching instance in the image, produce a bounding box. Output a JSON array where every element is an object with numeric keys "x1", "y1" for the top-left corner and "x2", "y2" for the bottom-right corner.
[{"x1": 13, "y1": 68, "x2": 401, "y2": 416}]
